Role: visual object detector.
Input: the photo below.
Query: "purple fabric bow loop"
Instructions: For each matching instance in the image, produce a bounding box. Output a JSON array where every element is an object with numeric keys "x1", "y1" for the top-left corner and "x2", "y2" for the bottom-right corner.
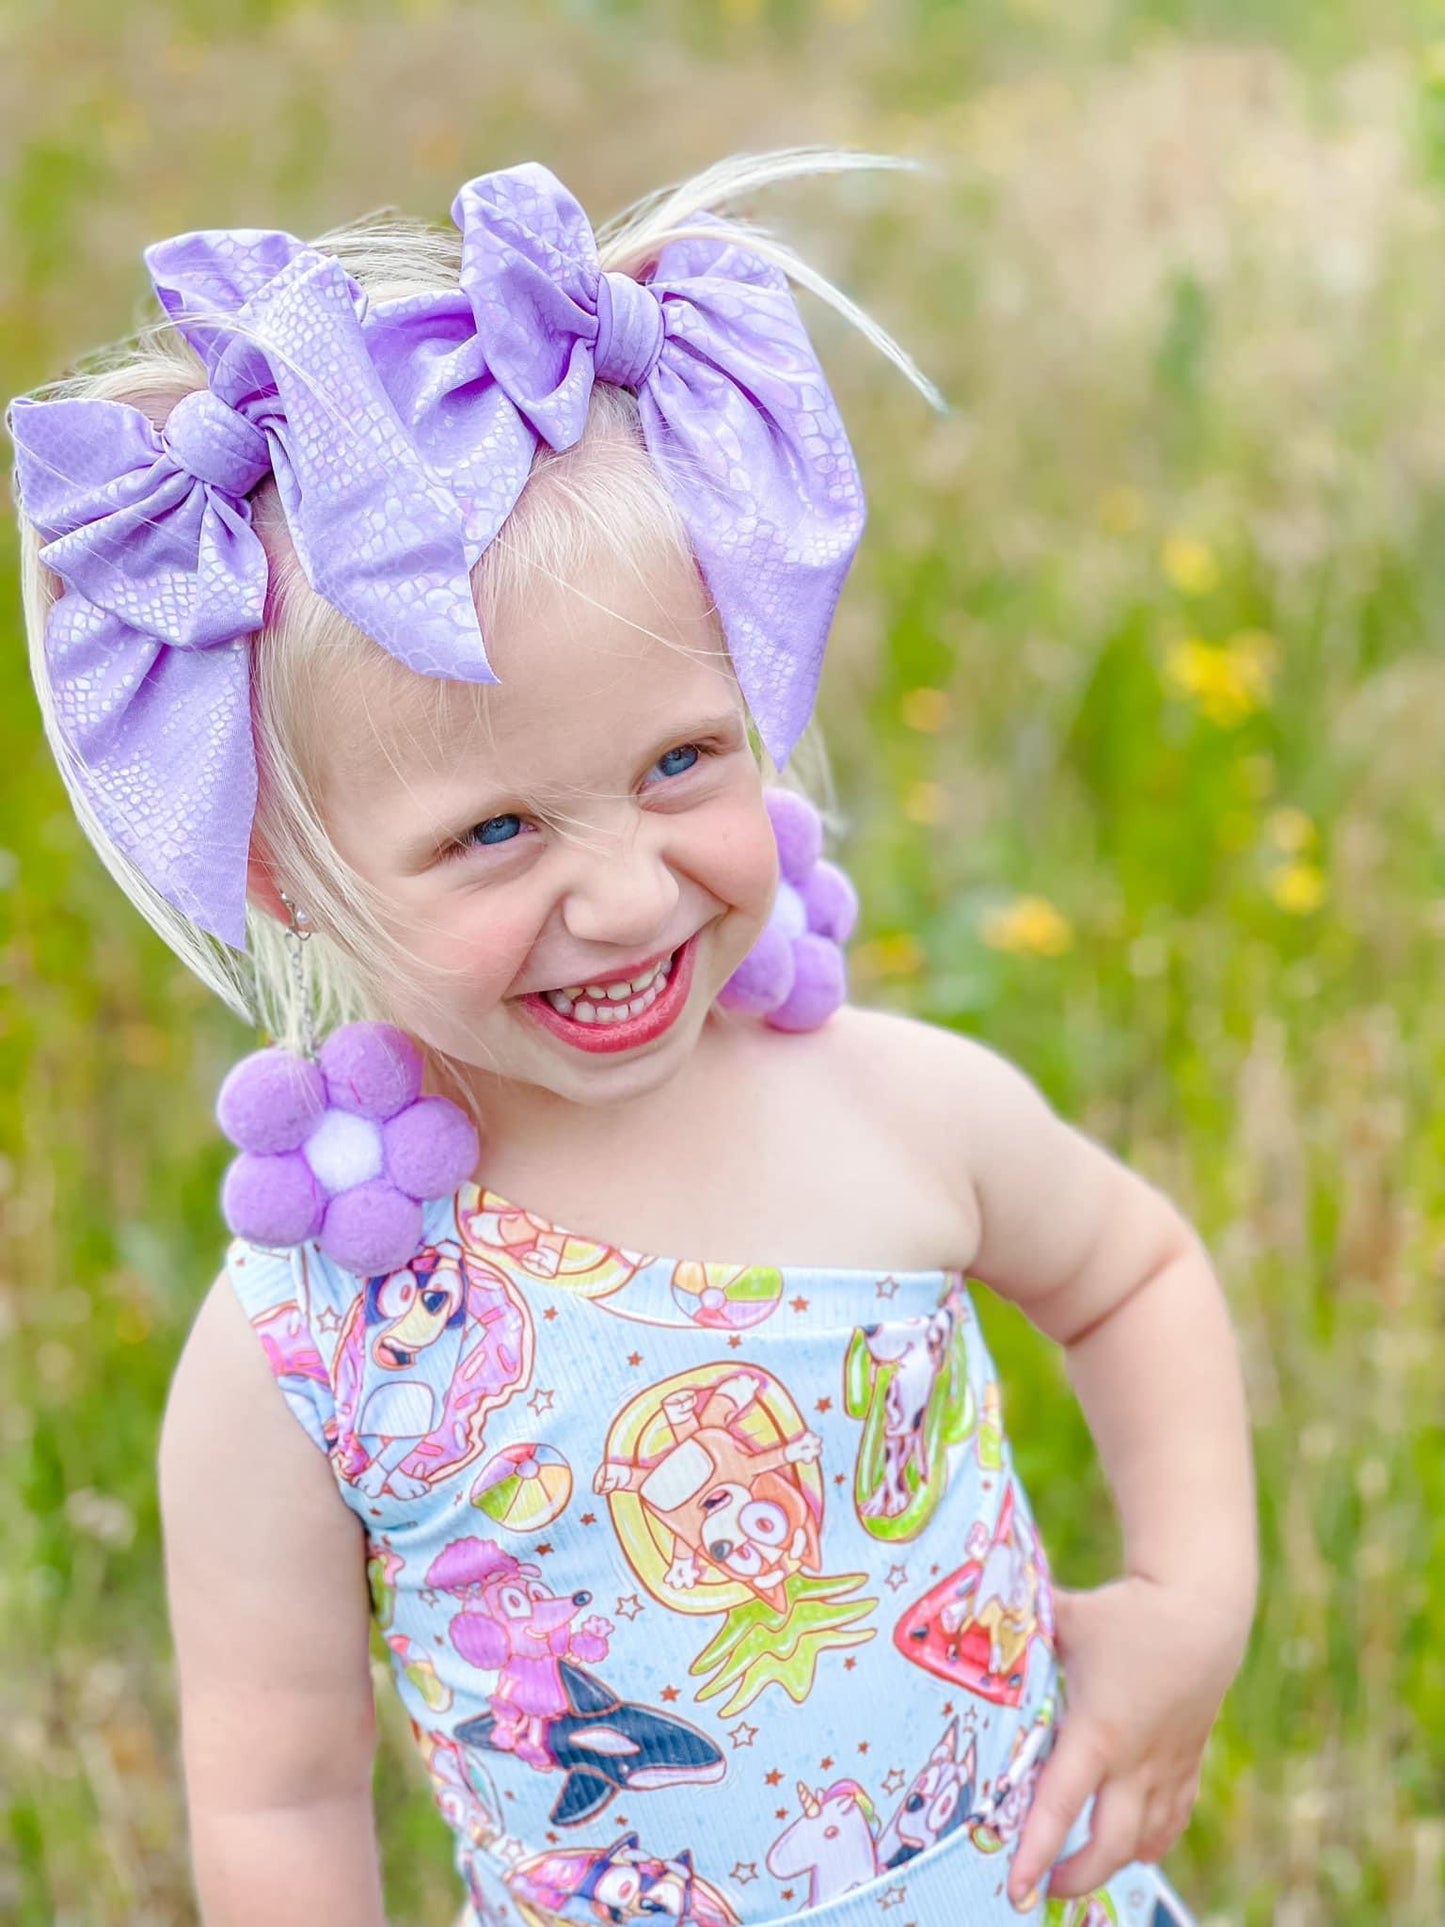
[
  {"x1": 365, "y1": 163, "x2": 866, "y2": 764},
  {"x1": 9, "y1": 229, "x2": 497, "y2": 948},
  {"x1": 7, "y1": 387, "x2": 272, "y2": 943}
]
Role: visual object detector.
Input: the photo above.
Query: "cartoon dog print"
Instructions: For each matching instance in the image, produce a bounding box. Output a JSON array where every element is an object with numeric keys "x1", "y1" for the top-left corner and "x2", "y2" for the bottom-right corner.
[
  {"x1": 894, "y1": 1483, "x2": 1051, "y2": 1706},
  {"x1": 971, "y1": 1699, "x2": 1055, "y2": 1855},
  {"x1": 594, "y1": 1371, "x2": 822, "y2": 1605},
  {"x1": 333, "y1": 1239, "x2": 533, "y2": 1500},
  {"x1": 766, "y1": 1780, "x2": 881, "y2": 1907},
  {"x1": 429, "y1": 1537, "x2": 726, "y2": 1827},
  {"x1": 875, "y1": 1717, "x2": 979, "y2": 1870},
  {"x1": 509, "y1": 1832, "x2": 739, "y2": 1927},
  {"x1": 426, "y1": 1538, "x2": 613, "y2": 1769},
  {"x1": 853, "y1": 1311, "x2": 955, "y2": 1522}
]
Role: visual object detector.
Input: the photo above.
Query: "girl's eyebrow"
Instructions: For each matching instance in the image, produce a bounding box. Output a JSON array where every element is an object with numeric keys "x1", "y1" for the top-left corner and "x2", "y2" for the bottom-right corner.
[{"x1": 391, "y1": 708, "x2": 747, "y2": 871}]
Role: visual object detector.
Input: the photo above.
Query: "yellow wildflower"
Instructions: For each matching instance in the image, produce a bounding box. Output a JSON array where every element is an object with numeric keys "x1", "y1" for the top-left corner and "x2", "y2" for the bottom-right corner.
[
  {"x1": 904, "y1": 781, "x2": 948, "y2": 826},
  {"x1": 1164, "y1": 631, "x2": 1278, "y2": 727},
  {"x1": 854, "y1": 933, "x2": 925, "y2": 979},
  {"x1": 1267, "y1": 807, "x2": 1316, "y2": 855},
  {"x1": 900, "y1": 687, "x2": 952, "y2": 733},
  {"x1": 1098, "y1": 485, "x2": 1146, "y2": 535},
  {"x1": 1270, "y1": 862, "x2": 1326, "y2": 915},
  {"x1": 982, "y1": 895, "x2": 1074, "y2": 957},
  {"x1": 1161, "y1": 534, "x2": 1220, "y2": 597}
]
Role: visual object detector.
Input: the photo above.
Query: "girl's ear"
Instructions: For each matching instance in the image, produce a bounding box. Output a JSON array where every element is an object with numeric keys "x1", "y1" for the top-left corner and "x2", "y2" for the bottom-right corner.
[{"x1": 245, "y1": 835, "x2": 291, "y2": 925}]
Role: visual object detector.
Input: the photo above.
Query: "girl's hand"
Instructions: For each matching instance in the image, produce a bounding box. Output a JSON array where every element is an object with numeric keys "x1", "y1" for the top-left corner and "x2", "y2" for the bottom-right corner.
[{"x1": 1008, "y1": 1575, "x2": 1248, "y2": 1906}]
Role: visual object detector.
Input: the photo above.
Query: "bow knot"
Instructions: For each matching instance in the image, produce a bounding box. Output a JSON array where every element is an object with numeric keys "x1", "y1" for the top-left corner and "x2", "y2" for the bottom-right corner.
[
  {"x1": 161, "y1": 387, "x2": 271, "y2": 497},
  {"x1": 593, "y1": 271, "x2": 664, "y2": 390}
]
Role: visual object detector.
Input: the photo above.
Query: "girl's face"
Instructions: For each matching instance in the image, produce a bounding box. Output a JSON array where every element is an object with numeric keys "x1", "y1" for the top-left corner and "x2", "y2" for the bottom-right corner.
[{"x1": 312, "y1": 544, "x2": 779, "y2": 1113}]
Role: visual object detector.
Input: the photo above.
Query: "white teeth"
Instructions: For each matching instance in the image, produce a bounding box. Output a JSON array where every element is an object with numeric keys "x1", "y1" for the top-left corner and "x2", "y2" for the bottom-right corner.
[{"x1": 541, "y1": 949, "x2": 679, "y2": 1027}]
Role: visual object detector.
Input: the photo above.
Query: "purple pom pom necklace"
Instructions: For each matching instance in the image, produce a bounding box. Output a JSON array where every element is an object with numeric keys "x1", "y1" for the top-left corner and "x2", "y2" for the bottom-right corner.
[
  {"x1": 216, "y1": 894, "x2": 480, "y2": 1277},
  {"x1": 219, "y1": 798, "x2": 855, "y2": 1276}
]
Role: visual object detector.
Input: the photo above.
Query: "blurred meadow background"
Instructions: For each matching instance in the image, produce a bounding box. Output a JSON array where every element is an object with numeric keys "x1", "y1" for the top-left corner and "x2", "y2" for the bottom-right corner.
[{"x1": 3, "y1": 0, "x2": 1444, "y2": 1922}]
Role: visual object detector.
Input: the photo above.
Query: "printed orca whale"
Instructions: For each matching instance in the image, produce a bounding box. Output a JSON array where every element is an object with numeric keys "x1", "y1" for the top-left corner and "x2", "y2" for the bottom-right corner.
[{"x1": 454, "y1": 1659, "x2": 726, "y2": 1827}]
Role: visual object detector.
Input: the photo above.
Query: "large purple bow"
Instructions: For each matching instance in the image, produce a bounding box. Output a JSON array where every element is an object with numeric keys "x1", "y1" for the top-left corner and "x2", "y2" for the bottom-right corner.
[
  {"x1": 7, "y1": 165, "x2": 864, "y2": 951},
  {"x1": 363, "y1": 162, "x2": 866, "y2": 761},
  {"x1": 7, "y1": 237, "x2": 490, "y2": 949}
]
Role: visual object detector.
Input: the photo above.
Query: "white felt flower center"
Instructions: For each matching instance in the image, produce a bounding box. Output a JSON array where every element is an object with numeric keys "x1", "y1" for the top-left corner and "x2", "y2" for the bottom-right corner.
[{"x1": 303, "y1": 1109, "x2": 384, "y2": 1191}]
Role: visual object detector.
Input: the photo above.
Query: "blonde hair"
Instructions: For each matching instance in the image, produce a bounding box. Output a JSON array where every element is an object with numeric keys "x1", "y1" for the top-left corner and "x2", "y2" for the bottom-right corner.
[{"x1": 13, "y1": 145, "x2": 941, "y2": 1115}]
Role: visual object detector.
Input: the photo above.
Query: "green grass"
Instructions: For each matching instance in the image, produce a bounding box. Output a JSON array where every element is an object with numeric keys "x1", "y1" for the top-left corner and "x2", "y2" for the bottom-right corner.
[{"x1": 3, "y1": 3, "x2": 1443, "y2": 1922}]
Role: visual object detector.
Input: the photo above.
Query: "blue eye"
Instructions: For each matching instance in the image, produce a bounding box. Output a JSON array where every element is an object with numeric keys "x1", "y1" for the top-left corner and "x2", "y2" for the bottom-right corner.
[
  {"x1": 470, "y1": 814, "x2": 522, "y2": 846},
  {"x1": 655, "y1": 744, "x2": 700, "y2": 779}
]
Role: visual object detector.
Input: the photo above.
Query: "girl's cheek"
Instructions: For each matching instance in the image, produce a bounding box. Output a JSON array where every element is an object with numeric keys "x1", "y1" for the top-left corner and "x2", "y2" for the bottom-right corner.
[
  {"x1": 393, "y1": 900, "x2": 541, "y2": 1013},
  {"x1": 699, "y1": 793, "x2": 780, "y2": 922}
]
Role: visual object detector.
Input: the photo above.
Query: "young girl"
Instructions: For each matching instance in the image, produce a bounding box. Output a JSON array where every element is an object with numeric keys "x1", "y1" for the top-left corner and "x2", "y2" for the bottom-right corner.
[{"x1": 8, "y1": 149, "x2": 1255, "y2": 1927}]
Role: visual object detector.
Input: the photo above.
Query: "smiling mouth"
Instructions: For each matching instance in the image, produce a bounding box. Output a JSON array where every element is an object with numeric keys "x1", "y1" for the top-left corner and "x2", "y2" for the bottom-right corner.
[{"x1": 520, "y1": 936, "x2": 698, "y2": 1055}]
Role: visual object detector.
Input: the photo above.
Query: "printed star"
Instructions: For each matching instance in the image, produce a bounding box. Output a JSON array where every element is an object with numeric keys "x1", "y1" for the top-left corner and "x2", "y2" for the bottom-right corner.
[
  {"x1": 775, "y1": 1806, "x2": 789, "y2": 1820},
  {"x1": 820, "y1": 1755, "x2": 834, "y2": 1771},
  {"x1": 627, "y1": 1351, "x2": 643, "y2": 1367},
  {"x1": 764, "y1": 1768, "x2": 783, "y2": 1786},
  {"x1": 615, "y1": 1594, "x2": 644, "y2": 1620},
  {"x1": 833, "y1": 1472, "x2": 846, "y2": 1485},
  {"x1": 930, "y1": 1564, "x2": 940, "y2": 1576},
  {"x1": 882, "y1": 1767, "x2": 907, "y2": 1795},
  {"x1": 729, "y1": 1720, "x2": 758, "y2": 1749},
  {"x1": 580, "y1": 1512, "x2": 596, "y2": 1526},
  {"x1": 434, "y1": 1634, "x2": 444, "y2": 1647},
  {"x1": 942, "y1": 1701, "x2": 954, "y2": 1715},
  {"x1": 781, "y1": 1889, "x2": 795, "y2": 1902},
  {"x1": 885, "y1": 1563, "x2": 909, "y2": 1592},
  {"x1": 528, "y1": 1388, "x2": 555, "y2": 1416},
  {"x1": 727, "y1": 1334, "x2": 743, "y2": 1349},
  {"x1": 843, "y1": 1656, "x2": 857, "y2": 1671},
  {"x1": 858, "y1": 1741, "x2": 870, "y2": 1754},
  {"x1": 789, "y1": 1295, "x2": 810, "y2": 1313},
  {"x1": 879, "y1": 1885, "x2": 908, "y2": 1910},
  {"x1": 815, "y1": 1396, "x2": 832, "y2": 1414},
  {"x1": 730, "y1": 1863, "x2": 758, "y2": 1885},
  {"x1": 660, "y1": 1685, "x2": 679, "y2": 1702},
  {"x1": 534, "y1": 1542, "x2": 553, "y2": 1557},
  {"x1": 545, "y1": 1832, "x2": 558, "y2": 1845},
  {"x1": 875, "y1": 1275, "x2": 899, "y2": 1300},
  {"x1": 504, "y1": 1788, "x2": 516, "y2": 1801},
  {"x1": 543, "y1": 1306, "x2": 559, "y2": 1322},
  {"x1": 316, "y1": 1305, "x2": 342, "y2": 1332},
  {"x1": 419, "y1": 1586, "x2": 439, "y2": 1608}
]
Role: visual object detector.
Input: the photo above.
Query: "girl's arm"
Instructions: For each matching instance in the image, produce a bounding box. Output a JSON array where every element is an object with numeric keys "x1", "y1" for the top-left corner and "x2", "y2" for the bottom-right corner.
[
  {"x1": 158, "y1": 1274, "x2": 387, "y2": 1927},
  {"x1": 878, "y1": 1017, "x2": 1256, "y2": 1901}
]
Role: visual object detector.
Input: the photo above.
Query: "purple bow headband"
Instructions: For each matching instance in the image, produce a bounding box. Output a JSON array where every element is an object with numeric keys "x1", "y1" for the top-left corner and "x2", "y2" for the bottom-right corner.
[{"x1": 6, "y1": 163, "x2": 866, "y2": 951}]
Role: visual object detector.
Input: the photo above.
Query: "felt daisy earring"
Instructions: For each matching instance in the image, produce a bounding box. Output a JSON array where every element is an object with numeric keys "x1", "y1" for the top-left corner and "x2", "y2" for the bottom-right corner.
[
  {"x1": 719, "y1": 789, "x2": 859, "y2": 1030},
  {"x1": 215, "y1": 894, "x2": 480, "y2": 1276}
]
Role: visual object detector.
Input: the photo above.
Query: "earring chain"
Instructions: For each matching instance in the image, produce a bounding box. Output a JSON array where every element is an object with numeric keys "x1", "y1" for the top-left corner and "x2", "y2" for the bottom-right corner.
[{"x1": 277, "y1": 889, "x2": 320, "y2": 1061}]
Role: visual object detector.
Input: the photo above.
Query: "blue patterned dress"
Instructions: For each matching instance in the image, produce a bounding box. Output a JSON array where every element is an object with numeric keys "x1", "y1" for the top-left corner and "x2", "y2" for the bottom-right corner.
[{"x1": 227, "y1": 1182, "x2": 1194, "y2": 1927}]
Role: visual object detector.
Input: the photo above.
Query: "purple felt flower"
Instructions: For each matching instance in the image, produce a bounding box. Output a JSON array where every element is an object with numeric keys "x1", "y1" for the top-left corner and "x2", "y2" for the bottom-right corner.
[
  {"x1": 719, "y1": 789, "x2": 858, "y2": 1031},
  {"x1": 217, "y1": 1023, "x2": 479, "y2": 1275}
]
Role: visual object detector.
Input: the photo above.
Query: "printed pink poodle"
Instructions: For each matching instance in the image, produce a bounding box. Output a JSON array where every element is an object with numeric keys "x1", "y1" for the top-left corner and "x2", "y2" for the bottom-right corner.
[{"x1": 427, "y1": 1537, "x2": 613, "y2": 1771}]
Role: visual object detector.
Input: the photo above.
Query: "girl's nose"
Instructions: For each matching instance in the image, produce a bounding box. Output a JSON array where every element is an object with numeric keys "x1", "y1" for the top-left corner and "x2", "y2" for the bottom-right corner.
[{"x1": 560, "y1": 830, "x2": 680, "y2": 950}]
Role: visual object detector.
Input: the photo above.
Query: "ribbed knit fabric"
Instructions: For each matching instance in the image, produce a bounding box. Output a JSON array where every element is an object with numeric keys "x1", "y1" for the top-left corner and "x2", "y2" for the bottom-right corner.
[{"x1": 228, "y1": 1182, "x2": 1195, "y2": 1927}]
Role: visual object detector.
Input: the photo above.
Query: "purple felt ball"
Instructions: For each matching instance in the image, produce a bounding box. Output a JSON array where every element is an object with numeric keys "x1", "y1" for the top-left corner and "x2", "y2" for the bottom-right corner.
[
  {"x1": 319, "y1": 1023, "x2": 424, "y2": 1120},
  {"x1": 221, "y1": 1150, "x2": 324, "y2": 1245},
  {"x1": 717, "y1": 923, "x2": 796, "y2": 1015},
  {"x1": 215, "y1": 1047, "x2": 326, "y2": 1155},
  {"x1": 320, "y1": 1180, "x2": 424, "y2": 1276},
  {"x1": 801, "y1": 860, "x2": 859, "y2": 945},
  {"x1": 768, "y1": 934, "x2": 847, "y2": 1032},
  {"x1": 383, "y1": 1097, "x2": 480, "y2": 1201},
  {"x1": 769, "y1": 878, "x2": 808, "y2": 942},
  {"x1": 766, "y1": 788, "x2": 824, "y2": 886}
]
